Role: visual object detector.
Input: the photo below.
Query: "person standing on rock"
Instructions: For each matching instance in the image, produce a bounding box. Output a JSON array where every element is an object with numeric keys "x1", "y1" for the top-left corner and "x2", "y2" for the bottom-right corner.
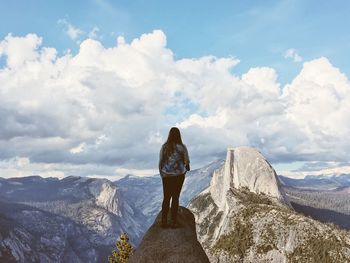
[{"x1": 159, "y1": 127, "x2": 190, "y2": 228}]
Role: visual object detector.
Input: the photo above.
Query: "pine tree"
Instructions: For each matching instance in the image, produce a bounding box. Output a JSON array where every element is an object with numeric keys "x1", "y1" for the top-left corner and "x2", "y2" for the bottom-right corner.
[{"x1": 108, "y1": 232, "x2": 134, "y2": 263}]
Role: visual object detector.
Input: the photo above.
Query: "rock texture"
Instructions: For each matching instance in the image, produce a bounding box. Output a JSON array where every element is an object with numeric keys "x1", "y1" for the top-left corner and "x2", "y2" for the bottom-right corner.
[
  {"x1": 0, "y1": 176, "x2": 147, "y2": 262},
  {"x1": 129, "y1": 206, "x2": 210, "y2": 263},
  {"x1": 188, "y1": 146, "x2": 350, "y2": 262},
  {"x1": 0, "y1": 202, "x2": 100, "y2": 263},
  {"x1": 209, "y1": 146, "x2": 290, "y2": 211}
]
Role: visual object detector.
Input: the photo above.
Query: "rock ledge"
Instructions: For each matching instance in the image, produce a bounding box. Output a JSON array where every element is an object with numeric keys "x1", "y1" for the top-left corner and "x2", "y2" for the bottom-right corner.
[{"x1": 130, "y1": 206, "x2": 210, "y2": 263}]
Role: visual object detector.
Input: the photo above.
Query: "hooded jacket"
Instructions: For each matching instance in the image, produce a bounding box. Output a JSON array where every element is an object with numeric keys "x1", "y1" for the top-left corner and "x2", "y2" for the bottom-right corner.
[{"x1": 159, "y1": 143, "x2": 190, "y2": 178}]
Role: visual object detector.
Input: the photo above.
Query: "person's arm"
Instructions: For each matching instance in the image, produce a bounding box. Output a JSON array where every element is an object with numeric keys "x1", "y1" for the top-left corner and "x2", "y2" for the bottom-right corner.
[
  {"x1": 159, "y1": 144, "x2": 164, "y2": 174},
  {"x1": 183, "y1": 144, "x2": 190, "y2": 171}
]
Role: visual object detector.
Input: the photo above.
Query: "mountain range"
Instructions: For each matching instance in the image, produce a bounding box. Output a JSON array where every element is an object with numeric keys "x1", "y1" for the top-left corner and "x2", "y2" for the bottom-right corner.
[
  {"x1": 1, "y1": 146, "x2": 350, "y2": 262},
  {"x1": 188, "y1": 146, "x2": 350, "y2": 262},
  {"x1": 0, "y1": 176, "x2": 145, "y2": 262}
]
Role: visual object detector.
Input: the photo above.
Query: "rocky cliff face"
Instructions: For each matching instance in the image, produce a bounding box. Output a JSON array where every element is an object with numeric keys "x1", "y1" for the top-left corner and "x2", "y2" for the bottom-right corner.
[
  {"x1": 129, "y1": 206, "x2": 210, "y2": 263},
  {"x1": 209, "y1": 146, "x2": 290, "y2": 211},
  {"x1": 0, "y1": 202, "x2": 100, "y2": 263},
  {"x1": 0, "y1": 160, "x2": 223, "y2": 262},
  {"x1": 188, "y1": 146, "x2": 350, "y2": 262},
  {"x1": 88, "y1": 179, "x2": 122, "y2": 216},
  {"x1": 0, "y1": 176, "x2": 147, "y2": 262}
]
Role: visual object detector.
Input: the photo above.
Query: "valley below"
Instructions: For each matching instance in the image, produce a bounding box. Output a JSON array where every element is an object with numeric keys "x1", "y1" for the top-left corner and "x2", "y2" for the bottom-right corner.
[{"x1": 1, "y1": 147, "x2": 350, "y2": 262}]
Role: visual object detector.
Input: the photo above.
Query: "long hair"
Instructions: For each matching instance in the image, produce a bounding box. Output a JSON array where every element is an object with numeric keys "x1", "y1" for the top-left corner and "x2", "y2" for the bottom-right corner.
[{"x1": 163, "y1": 127, "x2": 183, "y2": 158}]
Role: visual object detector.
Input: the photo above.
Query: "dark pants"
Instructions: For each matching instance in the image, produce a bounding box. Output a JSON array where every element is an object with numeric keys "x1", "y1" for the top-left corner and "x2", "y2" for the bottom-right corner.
[{"x1": 161, "y1": 173, "x2": 185, "y2": 223}]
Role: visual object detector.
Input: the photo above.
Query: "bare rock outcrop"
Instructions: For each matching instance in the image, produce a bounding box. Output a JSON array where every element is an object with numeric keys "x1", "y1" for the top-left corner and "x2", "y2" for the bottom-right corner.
[
  {"x1": 188, "y1": 146, "x2": 350, "y2": 262},
  {"x1": 209, "y1": 146, "x2": 291, "y2": 210},
  {"x1": 129, "y1": 206, "x2": 210, "y2": 263}
]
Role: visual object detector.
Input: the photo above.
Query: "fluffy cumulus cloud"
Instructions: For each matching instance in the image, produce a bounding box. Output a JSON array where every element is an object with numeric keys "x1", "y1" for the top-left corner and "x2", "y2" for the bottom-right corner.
[{"x1": 0, "y1": 30, "x2": 349, "y2": 178}]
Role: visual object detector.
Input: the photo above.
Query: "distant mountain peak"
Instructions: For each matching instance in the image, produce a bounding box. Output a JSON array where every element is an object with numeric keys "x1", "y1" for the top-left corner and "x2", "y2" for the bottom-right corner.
[
  {"x1": 210, "y1": 146, "x2": 291, "y2": 210},
  {"x1": 188, "y1": 146, "x2": 350, "y2": 262},
  {"x1": 88, "y1": 179, "x2": 122, "y2": 216}
]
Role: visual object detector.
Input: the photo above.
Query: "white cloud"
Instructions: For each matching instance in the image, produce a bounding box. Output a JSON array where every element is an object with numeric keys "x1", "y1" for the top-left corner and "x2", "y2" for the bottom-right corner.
[
  {"x1": 114, "y1": 167, "x2": 157, "y2": 177},
  {"x1": 0, "y1": 33, "x2": 43, "y2": 68},
  {"x1": 0, "y1": 156, "x2": 144, "y2": 179},
  {"x1": 279, "y1": 165, "x2": 350, "y2": 179},
  {"x1": 0, "y1": 157, "x2": 65, "y2": 179},
  {"x1": 67, "y1": 25, "x2": 83, "y2": 40},
  {"x1": 57, "y1": 19, "x2": 84, "y2": 42},
  {"x1": 70, "y1": 142, "x2": 87, "y2": 154},
  {"x1": 57, "y1": 19, "x2": 101, "y2": 42},
  {"x1": 16, "y1": 157, "x2": 30, "y2": 167},
  {"x1": 57, "y1": 18, "x2": 101, "y2": 44},
  {"x1": 177, "y1": 109, "x2": 228, "y2": 129},
  {"x1": 284, "y1": 48, "x2": 303, "y2": 62},
  {"x1": 88, "y1": 26, "x2": 100, "y2": 39},
  {"x1": 0, "y1": 30, "x2": 350, "y2": 178}
]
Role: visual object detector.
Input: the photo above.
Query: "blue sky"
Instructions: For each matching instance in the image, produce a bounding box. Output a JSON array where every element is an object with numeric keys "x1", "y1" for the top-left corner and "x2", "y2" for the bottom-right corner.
[
  {"x1": 1, "y1": 0, "x2": 350, "y2": 178},
  {"x1": 1, "y1": 0, "x2": 349, "y2": 84}
]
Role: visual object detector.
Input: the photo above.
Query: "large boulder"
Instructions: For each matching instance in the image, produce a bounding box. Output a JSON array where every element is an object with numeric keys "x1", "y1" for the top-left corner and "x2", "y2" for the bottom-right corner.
[{"x1": 129, "y1": 206, "x2": 210, "y2": 263}]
